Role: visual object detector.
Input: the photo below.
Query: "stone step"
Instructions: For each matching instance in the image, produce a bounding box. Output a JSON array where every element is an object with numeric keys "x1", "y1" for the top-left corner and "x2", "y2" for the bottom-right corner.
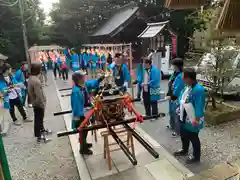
[
  {"x1": 187, "y1": 162, "x2": 239, "y2": 180},
  {"x1": 146, "y1": 159, "x2": 188, "y2": 180}
]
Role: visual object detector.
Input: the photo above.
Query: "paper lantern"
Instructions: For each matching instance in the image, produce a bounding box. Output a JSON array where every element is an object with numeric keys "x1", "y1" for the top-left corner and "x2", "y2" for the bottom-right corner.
[
  {"x1": 164, "y1": 0, "x2": 206, "y2": 10},
  {"x1": 216, "y1": 0, "x2": 240, "y2": 34}
]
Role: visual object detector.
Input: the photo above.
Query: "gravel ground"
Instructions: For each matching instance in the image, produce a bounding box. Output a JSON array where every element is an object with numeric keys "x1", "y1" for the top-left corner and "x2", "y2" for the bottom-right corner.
[
  {"x1": 2, "y1": 74, "x2": 79, "y2": 180},
  {"x1": 200, "y1": 120, "x2": 240, "y2": 167}
]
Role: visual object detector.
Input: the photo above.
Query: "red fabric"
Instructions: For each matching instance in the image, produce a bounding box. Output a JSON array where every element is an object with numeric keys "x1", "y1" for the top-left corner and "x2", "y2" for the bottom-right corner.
[{"x1": 60, "y1": 62, "x2": 69, "y2": 70}]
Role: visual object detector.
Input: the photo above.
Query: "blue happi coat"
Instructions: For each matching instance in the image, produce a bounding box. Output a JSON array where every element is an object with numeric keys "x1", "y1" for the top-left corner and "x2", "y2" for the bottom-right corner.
[
  {"x1": 101, "y1": 55, "x2": 106, "y2": 64},
  {"x1": 136, "y1": 63, "x2": 144, "y2": 89},
  {"x1": 71, "y1": 53, "x2": 80, "y2": 72},
  {"x1": 90, "y1": 54, "x2": 98, "y2": 70},
  {"x1": 0, "y1": 76, "x2": 24, "y2": 109},
  {"x1": 85, "y1": 79, "x2": 99, "y2": 92},
  {"x1": 139, "y1": 66, "x2": 161, "y2": 101},
  {"x1": 169, "y1": 72, "x2": 185, "y2": 115},
  {"x1": 15, "y1": 69, "x2": 26, "y2": 101},
  {"x1": 71, "y1": 80, "x2": 100, "y2": 118},
  {"x1": 110, "y1": 63, "x2": 130, "y2": 83},
  {"x1": 83, "y1": 53, "x2": 90, "y2": 67},
  {"x1": 179, "y1": 83, "x2": 205, "y2": 132},
  {"x1": 15, "y1": 69, "x2": 25, "y2": 83}
]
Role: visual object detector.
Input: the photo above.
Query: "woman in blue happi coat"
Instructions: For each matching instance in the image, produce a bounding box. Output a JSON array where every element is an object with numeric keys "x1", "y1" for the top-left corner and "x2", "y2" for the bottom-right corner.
[
  {"x1": 174, "y1": 68, "x2": 205, "y2": 164},
  {"x1": 166, "y1": 58, "x2": 185, "y2": 137},
  {"x1": 0, "y1": 63, "x2": 27, "y2": 125},
  {"x1": 140, "y1": 58, "x2": 161, "y2": 116},
  {"x1": 71, "y1": 71, "x2": 104, "y2": 155}
]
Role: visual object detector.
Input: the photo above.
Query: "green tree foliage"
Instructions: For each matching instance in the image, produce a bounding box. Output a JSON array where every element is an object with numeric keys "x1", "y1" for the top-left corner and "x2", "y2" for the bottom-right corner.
[
  {"x1": 49, "y1": 0, "x2": 202, "y2": 57},
  {"x1": 0, "y1": 0, "x2": 47, "y2": 67}
]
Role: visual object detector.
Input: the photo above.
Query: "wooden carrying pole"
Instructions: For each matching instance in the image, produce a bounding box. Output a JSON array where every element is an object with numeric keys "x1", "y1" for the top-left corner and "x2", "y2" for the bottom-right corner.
[{"x1": 164, "y1": 0, "x2": 206, "y2": 9}]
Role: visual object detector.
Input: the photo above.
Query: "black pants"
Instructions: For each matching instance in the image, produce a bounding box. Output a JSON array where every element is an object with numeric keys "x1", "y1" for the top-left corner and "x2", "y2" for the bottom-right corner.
[
  {"x1": 180, "y1": 123, "x2": 201, "y2": 160},
  {"x1": 53, "y1": 66, "x2": 61, "y2": 78},
  {"x1": 62, "y1": 69, "x2": 69, "y2": 80},
  {"x1": 9, "y1": 98, "x2": 27, "y2": 122},
  {"x1": 33, "y1": 107, "x2": 45, "y2": 138},
  {"x1": 137, "y1": 85, "x2": 142, "y2": 99},
  {"x1": 143, "y1": 91, "x2": 158, "y2": 116}
]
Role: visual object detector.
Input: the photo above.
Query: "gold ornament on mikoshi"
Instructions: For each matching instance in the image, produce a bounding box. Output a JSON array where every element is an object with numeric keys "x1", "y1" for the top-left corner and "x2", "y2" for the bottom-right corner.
[
  {"x1": 216, "y1": 0, "x2": 240, "y2": 34},
  {"x1": 164, "y1": 0, "x2": 206, "y2": 10}
]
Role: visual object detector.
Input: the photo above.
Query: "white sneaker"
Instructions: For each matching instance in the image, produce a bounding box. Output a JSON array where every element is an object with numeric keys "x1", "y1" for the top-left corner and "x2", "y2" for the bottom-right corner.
[
  {"x1": 28, "y1": 104, "x2": 33, "y2": 108},
  {"x1": 13, "y1": 120, "x2": 21, "y2": 126}
]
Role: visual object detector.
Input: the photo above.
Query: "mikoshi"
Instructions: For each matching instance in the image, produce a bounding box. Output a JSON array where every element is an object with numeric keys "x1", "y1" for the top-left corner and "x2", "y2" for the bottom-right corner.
[
  {"x1": 164, "y1": 0, "x2": 206, "y2": 9},
  {"x1": 0, "y1": 135, "x2": 12, "y2": 180},
  {"x1": 82, "y1": 43, "x2": 134, "y2": 96}
]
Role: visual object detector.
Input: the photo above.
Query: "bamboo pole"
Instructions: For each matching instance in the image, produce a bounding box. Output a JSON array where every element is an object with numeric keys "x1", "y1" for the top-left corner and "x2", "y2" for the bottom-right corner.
[
  {"x1": 0, "y1": 136, "x2": 11, "y2": 180},
  {"x1": 129, "y1": 43, "x2": 134, "y2": 98}
]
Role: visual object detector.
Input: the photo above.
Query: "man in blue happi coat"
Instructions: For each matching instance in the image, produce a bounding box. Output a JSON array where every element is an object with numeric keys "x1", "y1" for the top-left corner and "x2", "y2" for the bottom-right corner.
[
  {"x1": 174, "y1": 68, "x2": 205, "y2": 164},
  {"x1": 141, "y1": 58, "x2": 161, "y2": 116},
  {"x1": 109, "y1": 53, "x2": 130, "y2": 91}
]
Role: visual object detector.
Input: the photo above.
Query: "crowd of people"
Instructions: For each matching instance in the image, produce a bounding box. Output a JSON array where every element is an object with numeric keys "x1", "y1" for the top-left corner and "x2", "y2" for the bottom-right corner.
[
  {"x1": 0, "y1": 48, "x2": 205, "y2": 164},
  {"x1": 70, "y1": 52, "x2": 205, "y2": 165}
]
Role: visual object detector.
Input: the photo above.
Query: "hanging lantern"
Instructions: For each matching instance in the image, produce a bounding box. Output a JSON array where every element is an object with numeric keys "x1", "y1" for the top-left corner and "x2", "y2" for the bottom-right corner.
[
  {"x1": 164, "y1": 0, "x2": 206, "y2": 10},
  {"x1": 216, "y1": 0, "x2": 240, "y2": 35}
]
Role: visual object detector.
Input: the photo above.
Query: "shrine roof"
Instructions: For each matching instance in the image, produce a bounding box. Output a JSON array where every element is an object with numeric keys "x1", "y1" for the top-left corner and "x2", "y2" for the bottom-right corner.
[{"x1": 92, "y1": 2, "x2": 139, "y2": 37}]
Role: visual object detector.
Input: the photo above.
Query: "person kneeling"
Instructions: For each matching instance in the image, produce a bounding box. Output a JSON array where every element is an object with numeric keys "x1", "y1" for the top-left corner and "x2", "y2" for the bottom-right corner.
[{"x1": 174, "y1": 68, "x2": 205, "y2": 164}]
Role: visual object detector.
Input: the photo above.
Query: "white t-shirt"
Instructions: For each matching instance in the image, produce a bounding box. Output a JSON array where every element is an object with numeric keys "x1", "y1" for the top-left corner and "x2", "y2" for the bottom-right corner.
[
  {"x1": 4, "y1": 76, "x2": 20, "y2": 100},
  {"x1": 143, "y1": 70, "x2": 149, "y2": 92}
]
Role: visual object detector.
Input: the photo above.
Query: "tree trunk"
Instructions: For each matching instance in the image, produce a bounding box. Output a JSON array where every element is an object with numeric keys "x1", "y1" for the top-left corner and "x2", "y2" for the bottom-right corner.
[{"x1": 211, "y1": 92, "x2": 217, "y2": 109}]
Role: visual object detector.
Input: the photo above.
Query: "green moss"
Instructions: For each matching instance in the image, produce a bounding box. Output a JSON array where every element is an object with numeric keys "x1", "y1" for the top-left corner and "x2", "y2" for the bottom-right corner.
[{"x1": 205, "y1": 104, "x2": 240, "y2": 125}]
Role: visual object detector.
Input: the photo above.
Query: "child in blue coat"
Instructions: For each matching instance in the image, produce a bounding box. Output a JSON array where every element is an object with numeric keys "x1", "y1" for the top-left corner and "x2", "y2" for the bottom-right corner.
[
  {"x1": 166, "y1": 58, "x2": 185, "y2": 137},
  {"x1": 71, "y1": 71, "x2": 104, "y2": 155},
  {"x1": 174, "y1": 68, "x2": 205, "y2": 164}
]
